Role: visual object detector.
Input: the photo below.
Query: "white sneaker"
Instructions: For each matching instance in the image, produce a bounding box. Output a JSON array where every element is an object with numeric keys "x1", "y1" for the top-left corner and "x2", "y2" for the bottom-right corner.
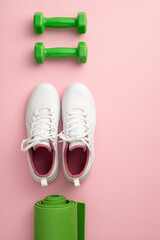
[
  {"x1": 21, "y1": 83, "x2": 60, "y2": 186},
  {"x1": 59, "y1": 83, "x2": 96, "y2": 187}
]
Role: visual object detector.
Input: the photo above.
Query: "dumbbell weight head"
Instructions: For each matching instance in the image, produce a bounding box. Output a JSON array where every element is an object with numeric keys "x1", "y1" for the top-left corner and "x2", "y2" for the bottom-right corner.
[
  {"x1": 78, "y1": 42, "x2": 88, "y2": 63},
  {"x1": 77, "y1": 12, "x2": 87, "y2": 34},
  {"x1": 34, "y1": 12, "x2": 45, "y2": 34},
  {"x1": 34, "y1": 42, "x2": 45, "y2": 64}
]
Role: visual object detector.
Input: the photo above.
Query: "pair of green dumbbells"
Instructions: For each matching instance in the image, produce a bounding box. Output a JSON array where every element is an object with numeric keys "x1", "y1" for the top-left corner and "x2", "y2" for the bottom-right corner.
[{"x1": 34, "y1": 12, "x2": 88, "y2": 64}]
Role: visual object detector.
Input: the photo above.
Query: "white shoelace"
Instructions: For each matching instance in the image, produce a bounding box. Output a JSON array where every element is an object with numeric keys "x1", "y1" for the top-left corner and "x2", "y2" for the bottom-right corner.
[
  {"x1": 59, "y1": 106, "x2": 91, "y2": 151},
  {"x1": 21, "y1": 106, "x2": 56, "y2": 152}
]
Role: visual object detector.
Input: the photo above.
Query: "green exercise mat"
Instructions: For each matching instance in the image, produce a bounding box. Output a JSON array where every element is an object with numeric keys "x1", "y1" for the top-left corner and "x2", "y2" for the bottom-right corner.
[{"x1": 34, "y1": 195, "x2": 85, "y2": 240}]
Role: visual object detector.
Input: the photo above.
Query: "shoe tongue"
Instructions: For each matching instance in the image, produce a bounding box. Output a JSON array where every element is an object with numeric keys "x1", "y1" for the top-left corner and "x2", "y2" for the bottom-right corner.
[
  {"x1": 33, "y1": 141, "x2": 52, "y2": 152},
  {"x1": 32, "y1": 108, "x2": 52, "y2": 152},
  {"x1": 69, "y1": 141, "x2": 86, "y2": 151},
  {"x1": 68, "y1": 109, "x2": 87, "y2": 151}
]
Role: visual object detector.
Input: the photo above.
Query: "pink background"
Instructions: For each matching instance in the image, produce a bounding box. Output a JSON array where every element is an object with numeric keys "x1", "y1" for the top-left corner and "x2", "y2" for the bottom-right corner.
[{"x1": 1, "y1": 0, "x2": 160, "y2": 239}]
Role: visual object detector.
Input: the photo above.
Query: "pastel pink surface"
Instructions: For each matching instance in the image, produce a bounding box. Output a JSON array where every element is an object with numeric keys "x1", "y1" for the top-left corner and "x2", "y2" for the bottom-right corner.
[{"x1": 1, "y1": 1, "x2": 160, "y2": 240}]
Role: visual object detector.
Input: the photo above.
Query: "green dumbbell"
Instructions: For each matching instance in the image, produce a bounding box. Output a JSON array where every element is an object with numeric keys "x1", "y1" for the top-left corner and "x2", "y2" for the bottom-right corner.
[
  {"x1": 34, "y1": 12, "x2": 87, "y2": 34},
  {"x1": 34, "y1": 42, "x2": 88, "y2": 64}
]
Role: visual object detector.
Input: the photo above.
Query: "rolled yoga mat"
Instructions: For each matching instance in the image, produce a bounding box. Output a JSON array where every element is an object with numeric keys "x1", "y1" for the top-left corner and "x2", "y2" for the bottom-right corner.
[{"x1": 34, "y1": 195, "x2": 85, "y2": 240}]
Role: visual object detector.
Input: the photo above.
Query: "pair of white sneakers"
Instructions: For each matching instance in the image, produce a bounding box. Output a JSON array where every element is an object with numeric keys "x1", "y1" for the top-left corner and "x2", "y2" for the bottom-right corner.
[{"x1": 21, "y1": 83, "x2": 96, "y2": 187}]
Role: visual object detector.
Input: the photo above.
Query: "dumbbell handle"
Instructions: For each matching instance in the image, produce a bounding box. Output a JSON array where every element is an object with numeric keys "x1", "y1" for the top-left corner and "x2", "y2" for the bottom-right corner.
[
  {"x1": 45, "y1": 48, "x2": 78, "y2": 58},
  {"x1": 44, "y1": 17, "x2": 77, "y2": 28}
]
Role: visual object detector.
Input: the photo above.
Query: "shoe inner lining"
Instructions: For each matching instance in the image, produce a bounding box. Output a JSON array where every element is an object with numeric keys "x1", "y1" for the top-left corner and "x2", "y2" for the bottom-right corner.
[
  {"x1": 67, "y1": 147, "x2": 88, "y2": 176},
  {"x1": 32, "y1": 147, "x2": 53, "y2": 176}
]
